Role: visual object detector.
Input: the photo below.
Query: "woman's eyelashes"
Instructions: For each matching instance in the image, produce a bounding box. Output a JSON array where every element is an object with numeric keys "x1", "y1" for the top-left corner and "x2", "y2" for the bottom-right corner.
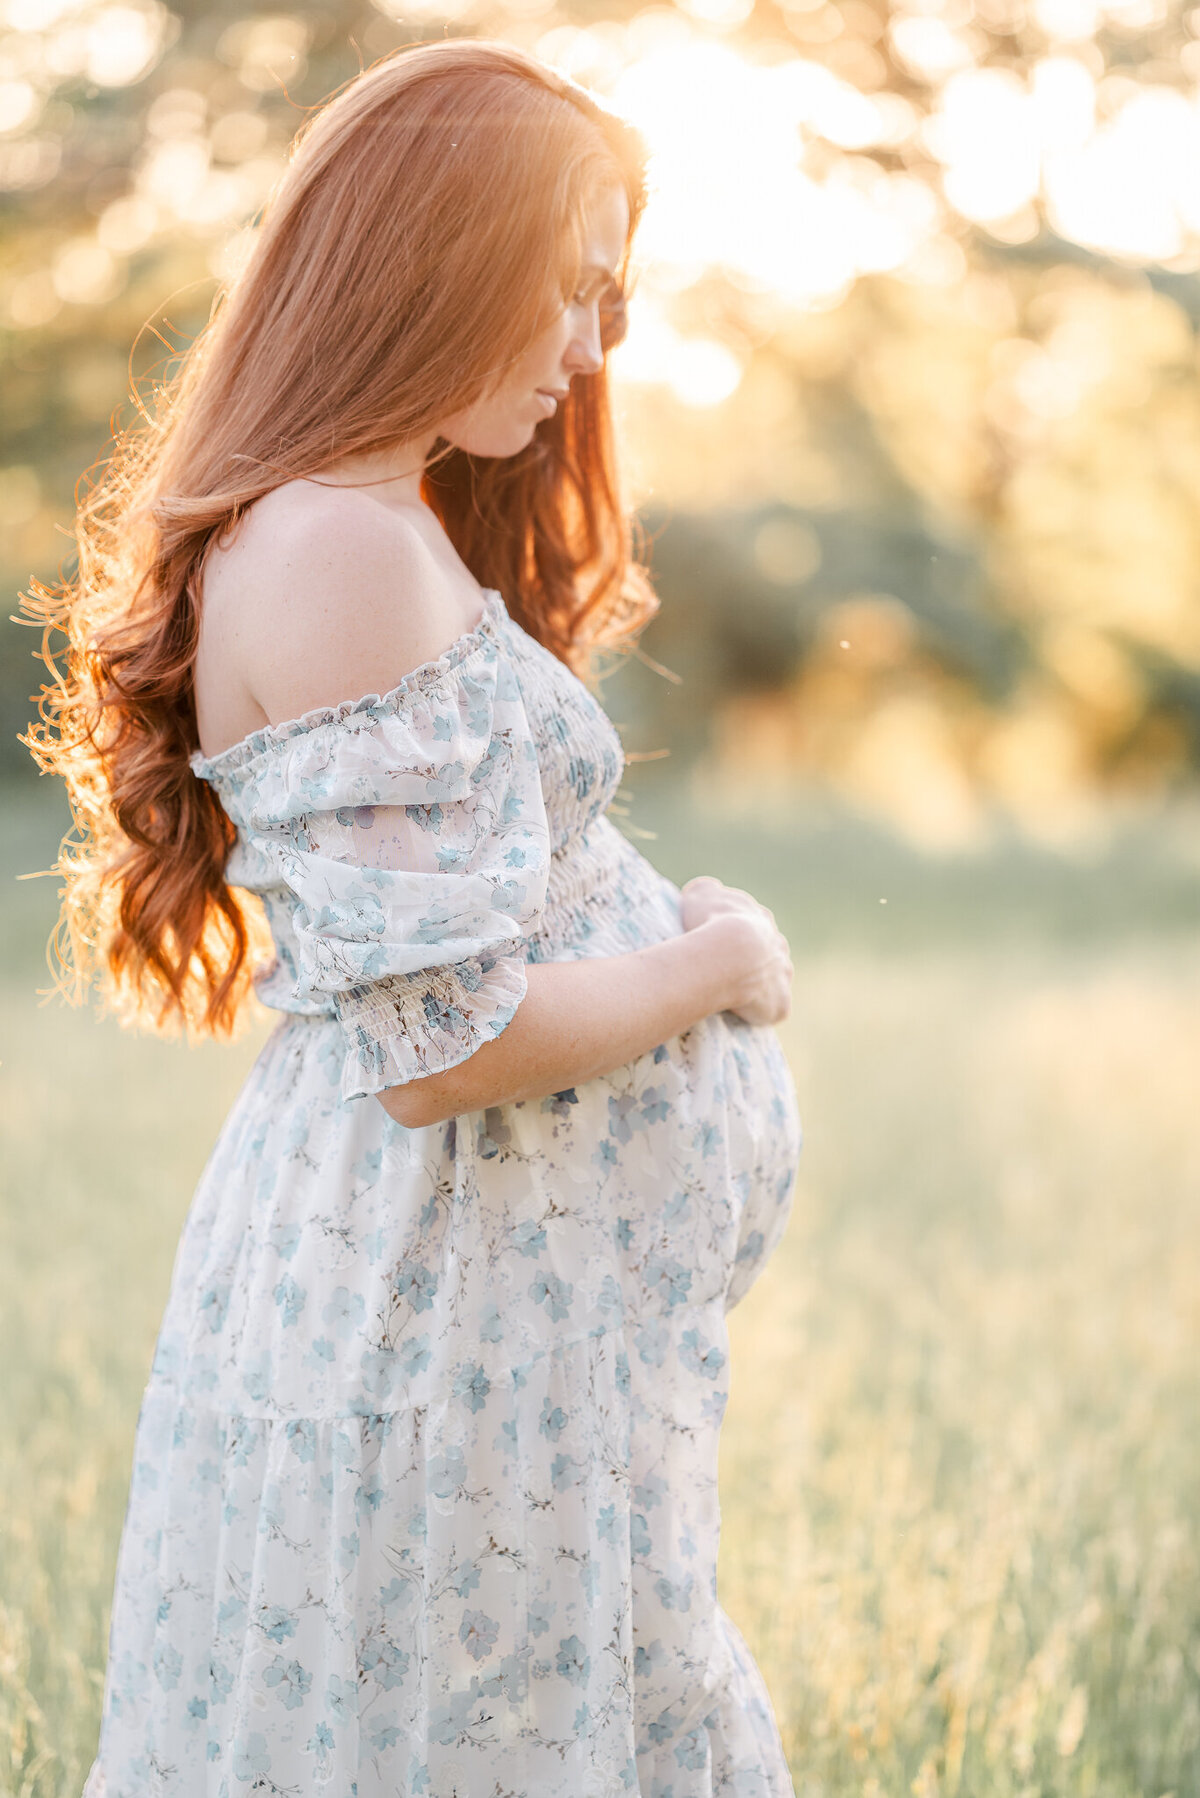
[
  {"x1": 567, "y1": 279, "x2": 627, "y2": 350},
  {"x1": 597, "y1": 280, "x2": 627, "y2": 351}
]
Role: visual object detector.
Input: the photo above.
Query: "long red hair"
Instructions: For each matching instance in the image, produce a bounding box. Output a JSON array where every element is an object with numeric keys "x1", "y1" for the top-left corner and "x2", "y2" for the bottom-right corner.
[{"x1": 23, "y1": 39, "x2": 653, "y2": 1040}]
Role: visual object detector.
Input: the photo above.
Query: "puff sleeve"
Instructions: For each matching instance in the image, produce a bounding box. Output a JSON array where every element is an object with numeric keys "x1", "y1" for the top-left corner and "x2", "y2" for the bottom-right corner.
[{"x1": 194, "y1": 624, "x2": 551, "y2": 1104}]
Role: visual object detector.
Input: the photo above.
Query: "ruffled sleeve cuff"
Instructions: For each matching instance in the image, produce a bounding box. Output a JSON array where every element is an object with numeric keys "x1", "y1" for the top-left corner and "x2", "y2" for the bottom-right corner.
[{"x1": 334, "y1": 951, "x2": 529, "y2": 1104}]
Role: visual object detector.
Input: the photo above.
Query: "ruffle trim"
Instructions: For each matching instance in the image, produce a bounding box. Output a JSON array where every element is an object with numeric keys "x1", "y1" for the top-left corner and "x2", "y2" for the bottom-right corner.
[
  {"x1": 189, "y1": 589, "x2": 506, "y2": 782},
  {"x1": 335, "y1": 950, "x2": 528, "y2": 1102}
]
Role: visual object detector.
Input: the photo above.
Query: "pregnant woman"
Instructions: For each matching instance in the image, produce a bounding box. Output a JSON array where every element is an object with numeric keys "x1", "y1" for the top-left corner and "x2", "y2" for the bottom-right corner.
[{"x1": 34, "y1": 38, "x2": 801, "y2": 1796}]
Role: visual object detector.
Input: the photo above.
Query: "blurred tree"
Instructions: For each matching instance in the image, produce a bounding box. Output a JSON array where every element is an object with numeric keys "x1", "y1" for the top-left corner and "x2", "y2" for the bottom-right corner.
[{"x1": 3, "y1": 0, "x2": 1200, "y2": 844}]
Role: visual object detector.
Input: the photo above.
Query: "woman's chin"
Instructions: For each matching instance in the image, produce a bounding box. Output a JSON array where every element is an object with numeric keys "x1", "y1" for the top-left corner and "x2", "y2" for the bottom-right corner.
[{"x1": 445, "y1": 415, "x2": 544, "y2": 461}]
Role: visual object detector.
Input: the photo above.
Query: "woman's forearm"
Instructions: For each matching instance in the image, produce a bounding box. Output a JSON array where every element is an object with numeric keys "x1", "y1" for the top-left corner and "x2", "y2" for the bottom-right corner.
[{"x1": 376, "y1": 920, "x2": 733, "y2": 1129}]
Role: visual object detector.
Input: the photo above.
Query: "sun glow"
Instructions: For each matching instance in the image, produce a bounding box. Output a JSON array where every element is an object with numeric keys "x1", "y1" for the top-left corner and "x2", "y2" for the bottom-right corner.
[{"x1": 532, "y1": 14, "x2": 1200, "y2": 406}]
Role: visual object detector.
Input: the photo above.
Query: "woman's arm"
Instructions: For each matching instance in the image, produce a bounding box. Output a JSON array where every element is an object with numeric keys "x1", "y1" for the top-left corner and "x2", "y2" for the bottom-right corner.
[
  {"x1": 201, "y1": 517, "x2": 792, "y2": 1126},
  {"x1": 379, "y1": 907, "x2": 789, "y2": 1129}
]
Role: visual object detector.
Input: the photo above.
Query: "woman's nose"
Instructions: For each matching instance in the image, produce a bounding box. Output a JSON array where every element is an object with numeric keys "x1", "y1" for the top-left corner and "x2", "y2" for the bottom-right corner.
[{"x1": 565, "y1": 303, "x2": 605, "y2": 378}]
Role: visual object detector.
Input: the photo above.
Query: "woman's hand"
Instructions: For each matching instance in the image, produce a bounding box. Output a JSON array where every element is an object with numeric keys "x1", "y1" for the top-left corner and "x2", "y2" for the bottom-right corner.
[{"x1": 680, "y1": 876, "x2": 794, "y2": 1027}]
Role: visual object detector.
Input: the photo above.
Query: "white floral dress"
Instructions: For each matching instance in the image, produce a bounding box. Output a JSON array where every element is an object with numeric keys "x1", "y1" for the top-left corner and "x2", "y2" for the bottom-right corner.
[{"x1": 84, "y1": 587, "x2": 802, "y2": 1798}]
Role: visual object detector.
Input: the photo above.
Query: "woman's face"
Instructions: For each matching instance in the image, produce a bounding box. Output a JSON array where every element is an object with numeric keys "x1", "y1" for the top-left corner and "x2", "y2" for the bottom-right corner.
[{"x1": 436, "y1": 181, "x2": 631, "y2": 459}]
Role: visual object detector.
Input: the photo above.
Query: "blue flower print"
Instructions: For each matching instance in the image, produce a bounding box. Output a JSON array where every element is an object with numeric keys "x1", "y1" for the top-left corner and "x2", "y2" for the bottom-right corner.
[
  {"x1": 644, "y1": 1254, "x2": 693, "y2": 1309},
  {"x1": 696, "y1": 1121, "x2": 723, "y2": 1158},
  {"x1": 368, "y1": 1716, "x2": 403, "y2": 1751},
  {"x1": 511, "y1": 1218, "x2": 547, "y2": 1259},
  {"x1": 663, "y1": 1189, "x2": 691, "y2": 1231},
  {"x1": 198, "y1": 1283, "x2": 230, "y2": 1333},
  {"x1": 655, "y1": 1574, "x2": 695, "y2": 1612},
  {"x1": 87, "y1": 599, "x2": 805, "y2": 1797},
  {"x1": 542, "y1": 1087, "x2": 579, "y2": 1119},
  {"x1": 634, "y1": 1317, "x2": 668, "y2": 1368},
  {"x1": 674, "y1": 1728, "x2": 707, "y2": 1770},
  {"x1": 392, "y1": 1259, "x2": 438, "y2": 1312},
  {"x1": 322, "y1": 1285, "x2": 365, "y2": 1338},
  {"x1": 273, "y1": 1275, "x2": 306, "y2": 1328},
  {"x1": 550, "y1": 1453, "x2": 576, "y2": 1490},
  {"x1": 736, "y1": 1229, "x2": 766, "y2": 1266},
  {"x1": 153, "y1": 1642, "x2": 182, "y2": 1690},
  {"x1": 453, "y1": 1361, "x2": 490, "y2": 1413},
  {"x1": 479, "y1": 1301, "x2": 504, "y2": 1342},
  {"x1": 226, "y1": 1419, "x2": 259, "y2": 1468},
  {"x1": 635, "y1": 1472, "x2": 667, "y2": 1511},
  {"x1": 597, "y1": 1273, "x2": 623, "y2": 1315},
  {"x1": 257, "y1": 1604, "x2": 297, "y2": 1644},
  {"x1": 353, "y1": 1146, "x2": 382, "y2": 1182},
  {"x1": 399, "y1": 1333, "x2": 432, "y2": 1377},
  {"x1": 285, "y1": 1418, "x2": 316, "y2": 1463},
  {"x1": 460, "y1": 1610, "x2": 500, "y2": 1661},
  {"x1": 566, "y1": 756, "x2": 595, "y2": 800},
  {"x1": 530, "y1": 1273, "x2": 573, "y2": 1320},
  {"x1": 361, "y1": 1637, "x2": 411, "y2": 1689},
  {"x1": 477, "y1": 1107, "x2": 512, "y2": 1159},
  {"x1": 217, "y1": 1594, "x2": 245, "y2": 1630},
  {"x1": 539, "y1": 1398, "x2": 568, "y2": 1441},
  {"x1": 555, "y1": 1635, "x2": 591, "y2": 1686},
  {"x1": 641, "y1": 1085, "x2": 671, "y2": 1125},
  {"x1": 608, "y1": 1092, "x2": 640, "y2": 1144},
  {"x1": 263, "y1": 1657, "x2": 312, "y2": 1709},
  {"x1": 679, "y1": 1327, "x2": 727, "y2": 1381},
  {"x1": 326, "y1": 1672, "x2": 358, "y2": 1723},
  {"x1": 232, "y1": 1732, "x2": 271, "y2": 1779},
  {"x1": 428, "y1": 1445, "x2": 467, "y2": 1500}
]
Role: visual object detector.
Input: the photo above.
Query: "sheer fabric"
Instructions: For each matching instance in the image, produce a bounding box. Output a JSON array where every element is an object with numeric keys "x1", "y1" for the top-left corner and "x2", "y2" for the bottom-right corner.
[{"x1": 83, "y1": 588, "x2": 802, "y2": 1798}]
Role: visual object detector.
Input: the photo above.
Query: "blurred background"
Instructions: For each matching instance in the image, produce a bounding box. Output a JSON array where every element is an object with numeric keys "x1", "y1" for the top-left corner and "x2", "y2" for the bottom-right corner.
[{"x1": 2, "y1": 0, "x2": 1200, "y2": 1793}]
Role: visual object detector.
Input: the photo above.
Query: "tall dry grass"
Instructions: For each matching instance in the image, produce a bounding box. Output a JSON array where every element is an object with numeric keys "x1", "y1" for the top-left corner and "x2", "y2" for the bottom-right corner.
[{"x1": 3, "y1": 787, "x2": 1198, "y2": 1796}]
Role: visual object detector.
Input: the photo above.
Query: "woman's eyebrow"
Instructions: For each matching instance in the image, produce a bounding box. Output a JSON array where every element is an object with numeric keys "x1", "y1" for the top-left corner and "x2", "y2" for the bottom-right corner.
[{"x1": 581, "y1": 261, "x2": 621, "y2": 282}]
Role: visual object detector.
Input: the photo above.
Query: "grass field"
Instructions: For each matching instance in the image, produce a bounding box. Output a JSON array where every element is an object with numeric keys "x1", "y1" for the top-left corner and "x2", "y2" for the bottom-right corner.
[{"x1": 2, "y1": 780, "x2": 1199, "y2": 1797}]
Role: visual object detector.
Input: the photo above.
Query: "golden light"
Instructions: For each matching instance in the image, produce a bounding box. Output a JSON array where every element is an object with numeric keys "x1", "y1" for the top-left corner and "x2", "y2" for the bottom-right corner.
[
  {"x1": 51, "y1": 235, "x2": 120, "y2": 304},
  {"x1": 215, "y1": 16, "x2": 309, "y2": 95},
  {"x1": 84, "y1": 3, "x2": 164, "y2": 87},
  {"x1": 608, "y1": 291, "x2": 744, "y2": 405},
  {"x1": 0, "y1": 78, "x2": 38, "y2": 132},
  {"x1": 1045, "y1": 84, "x2": 1200, "y2": 260},
  {"x1": 582, "y1": 31, "x2": 934, "y2": 318},
  {"x1": 926, "y1": 67, "x2": 1041, "y2": 224}
]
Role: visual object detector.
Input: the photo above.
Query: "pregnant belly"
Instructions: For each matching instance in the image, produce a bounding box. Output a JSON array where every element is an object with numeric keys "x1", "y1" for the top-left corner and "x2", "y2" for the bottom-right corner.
[
  {"x1": 486, "y1": 1001, "x2": 801, "y2": 1333},
  {"x1": 523, "y1": 818, "x2": 803, "y2": 1313}
]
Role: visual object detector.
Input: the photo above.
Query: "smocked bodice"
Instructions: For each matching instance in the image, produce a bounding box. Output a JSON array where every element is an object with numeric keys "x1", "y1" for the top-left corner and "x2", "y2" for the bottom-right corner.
[{"x1": 190, "y1": 589, "x2": 686, "y2": 1092}]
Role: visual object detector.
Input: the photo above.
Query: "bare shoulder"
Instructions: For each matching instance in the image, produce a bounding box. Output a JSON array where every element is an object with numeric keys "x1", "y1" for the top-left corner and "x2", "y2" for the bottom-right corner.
[{"x1": 198, "y1": 481, "x2": 486, "y2": 736}]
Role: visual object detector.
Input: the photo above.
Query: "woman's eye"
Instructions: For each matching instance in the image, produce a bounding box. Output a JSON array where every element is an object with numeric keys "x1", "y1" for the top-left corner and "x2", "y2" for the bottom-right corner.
[{"x1": 561, "y1": 280, "x2": 628, "y2": 350}]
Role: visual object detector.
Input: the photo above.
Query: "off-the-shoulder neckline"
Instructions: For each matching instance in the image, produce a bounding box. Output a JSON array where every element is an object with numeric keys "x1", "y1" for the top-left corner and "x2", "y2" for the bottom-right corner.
[{"x1": 190, "y1": 587, "x2": 507, "y2": 779}]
